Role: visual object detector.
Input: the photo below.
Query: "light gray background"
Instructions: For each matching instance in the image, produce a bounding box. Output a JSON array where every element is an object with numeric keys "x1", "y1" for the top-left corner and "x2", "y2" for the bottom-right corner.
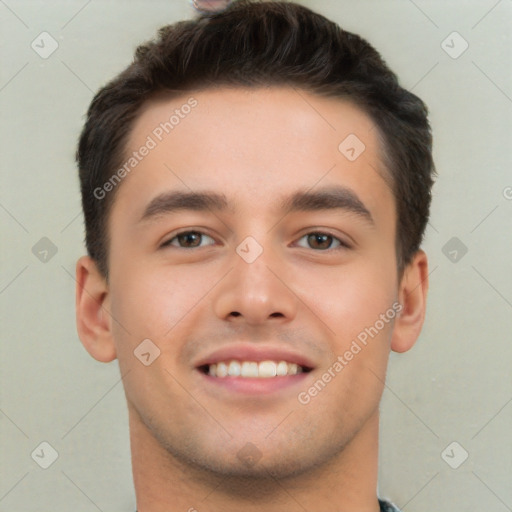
[{"x1": 1, "y1": 1, "x2": 511, "y2": 510}]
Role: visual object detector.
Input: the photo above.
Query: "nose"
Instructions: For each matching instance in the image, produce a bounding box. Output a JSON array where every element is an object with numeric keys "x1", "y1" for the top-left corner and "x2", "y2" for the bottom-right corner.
[{"x1": 211, "y1": 240, "x2": 299, "y2": 326}]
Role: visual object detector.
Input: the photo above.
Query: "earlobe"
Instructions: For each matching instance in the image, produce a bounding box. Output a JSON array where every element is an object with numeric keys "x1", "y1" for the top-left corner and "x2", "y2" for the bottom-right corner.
[
  {"x1": 75, "y1": 256, "x2": 117, "y2": 362},
  {"x1": 390, "y1": 250, "x2": 429, "y2": 353}
]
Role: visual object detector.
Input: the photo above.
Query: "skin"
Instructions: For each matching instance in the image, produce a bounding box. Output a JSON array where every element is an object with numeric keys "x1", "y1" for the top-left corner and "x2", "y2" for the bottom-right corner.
[{"x1": 76, "y1": 86, "x2": 429, "y2": 512}]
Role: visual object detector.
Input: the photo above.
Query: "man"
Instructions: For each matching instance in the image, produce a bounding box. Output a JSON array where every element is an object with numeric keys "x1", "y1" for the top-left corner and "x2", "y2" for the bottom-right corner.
[{"x1": 75, "y1": 1, "x2": 434, "y2": 510}]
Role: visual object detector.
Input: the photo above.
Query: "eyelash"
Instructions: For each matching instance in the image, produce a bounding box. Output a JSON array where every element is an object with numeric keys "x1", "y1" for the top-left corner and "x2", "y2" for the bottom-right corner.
[{"x1": 160, "y1": 230, "x2": 352, "y2": 251}]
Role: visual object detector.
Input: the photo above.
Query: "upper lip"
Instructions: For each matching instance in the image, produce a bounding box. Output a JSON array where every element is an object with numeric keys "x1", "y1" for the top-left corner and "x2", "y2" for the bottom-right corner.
[{"x1": 194, "y1": 344, "x2": 316, "y2": 370}]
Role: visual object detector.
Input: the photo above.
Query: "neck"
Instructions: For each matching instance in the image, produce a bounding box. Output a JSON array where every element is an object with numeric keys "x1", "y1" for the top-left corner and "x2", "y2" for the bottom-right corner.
[{"x1": 130, "y1": 407, "x2": 381, "y2": 512}]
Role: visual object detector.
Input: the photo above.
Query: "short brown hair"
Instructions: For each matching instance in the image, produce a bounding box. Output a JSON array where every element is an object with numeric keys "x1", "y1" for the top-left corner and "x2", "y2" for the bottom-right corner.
[{"x1": 76, "y1": 0, "x2": 435, "y2": 278}]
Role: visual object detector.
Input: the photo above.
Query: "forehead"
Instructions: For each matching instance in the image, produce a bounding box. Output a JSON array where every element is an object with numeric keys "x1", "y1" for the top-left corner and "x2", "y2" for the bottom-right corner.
[{"x1": 114, "y1": 86, "x2": 394, "y2": 225}]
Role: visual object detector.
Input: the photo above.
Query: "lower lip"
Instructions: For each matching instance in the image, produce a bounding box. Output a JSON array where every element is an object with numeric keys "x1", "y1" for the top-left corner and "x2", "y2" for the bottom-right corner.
[{"x1": 197, "y1": 370, "x2": 311, "y2": 395}]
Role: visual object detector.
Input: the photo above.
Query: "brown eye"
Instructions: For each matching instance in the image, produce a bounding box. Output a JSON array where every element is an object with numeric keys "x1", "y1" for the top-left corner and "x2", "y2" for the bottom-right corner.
[
  {"x1": 296, "y1": 232, "x2": 348, "y2": 251},
  {"x1": 162, "y1": 231, "x2": 215, "y2": 249},
  {"x1": 308, "y1": 233, "x2": 334, "y2": 250},
  {"x1": 177, "y1": 232, "x2": 201, "y2": 247}
]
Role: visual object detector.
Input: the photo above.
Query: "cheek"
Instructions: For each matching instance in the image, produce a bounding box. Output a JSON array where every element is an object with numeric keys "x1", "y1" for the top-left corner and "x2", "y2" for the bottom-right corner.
[
  {"x1": 306, "y1": 263, "x2": 397, "y2": 344},
  {"x1": 304, "y1": 269, "x2": 395, "y2": 422},
  {"x1": 109, "y1": 262, "x2": 219, "y2": 344}
]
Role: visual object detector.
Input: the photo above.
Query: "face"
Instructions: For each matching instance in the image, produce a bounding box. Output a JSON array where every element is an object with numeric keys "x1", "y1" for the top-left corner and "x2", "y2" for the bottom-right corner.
[{"x1": 98, "y1": 87, "x2": 404, "y2": 478}]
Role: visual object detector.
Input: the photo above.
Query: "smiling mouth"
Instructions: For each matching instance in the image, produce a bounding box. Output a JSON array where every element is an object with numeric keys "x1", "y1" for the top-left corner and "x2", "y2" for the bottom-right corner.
[{"x1": 198, "y1": 360, "x2": 313, "y2": 378}]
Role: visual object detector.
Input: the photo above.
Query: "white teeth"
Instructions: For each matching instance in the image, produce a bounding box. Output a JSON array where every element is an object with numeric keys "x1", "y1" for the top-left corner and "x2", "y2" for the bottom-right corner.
[
  {"x1": 205, "y1": 360, "x2": 305, "y2": 378},
  {"x1": 258, "y1": 361, "x2": 277, "y2": 378},
  {"x1": 241, "y1": 361, "x2": 259, "y2": 377},
  {"x1": 276, "y1": 361, "x2": 288, "y2": 376},
  {"x1": 288, "y1": 363, "x2": 301, "y2": 375},
  {"x1": 216, "y1": 362, "x2": 228, "y2": 377},
  {"x1": 228, "y1": 360, "x2": 241, "y2": 376}
]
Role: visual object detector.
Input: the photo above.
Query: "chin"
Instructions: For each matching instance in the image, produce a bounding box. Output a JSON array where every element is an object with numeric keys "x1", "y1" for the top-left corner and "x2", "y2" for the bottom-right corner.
[{"x1": 159, "y1": 433, "x2": 337, "y2": 483}]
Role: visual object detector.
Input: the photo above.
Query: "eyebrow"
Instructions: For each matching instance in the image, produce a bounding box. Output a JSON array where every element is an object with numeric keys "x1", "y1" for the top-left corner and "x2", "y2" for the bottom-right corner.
[
  {"x1": 282, "y1": 186, "x2": 374, "y2": 225},
  {"x1": 140, "y1": 190, "x2": 230, "y2": 221},
  {"x1": 139, "y1": 186, "x2": 374, "y2": 226}
]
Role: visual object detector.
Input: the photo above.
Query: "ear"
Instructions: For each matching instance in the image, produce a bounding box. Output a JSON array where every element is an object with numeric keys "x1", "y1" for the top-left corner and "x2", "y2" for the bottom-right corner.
[
  {"x1": 75, "y1": 256, "x2": 117, "y2": 362},
  {"x1": 390, "y1": 249, "x2": 429, "y2": 353}
]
